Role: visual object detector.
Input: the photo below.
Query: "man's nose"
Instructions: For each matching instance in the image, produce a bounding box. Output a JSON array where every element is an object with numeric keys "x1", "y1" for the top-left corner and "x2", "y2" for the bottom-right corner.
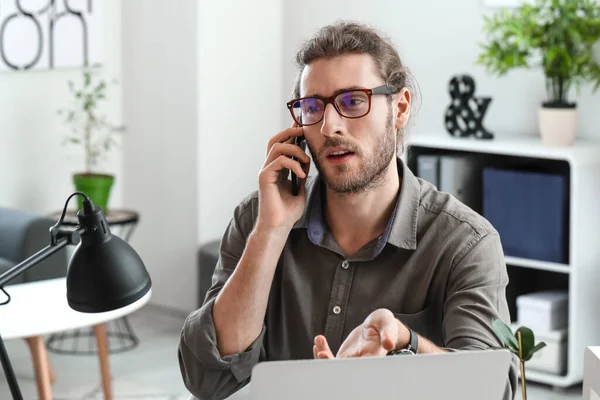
[{"x1": 320, "y1": 103, "x2": 343, "y2": 137}]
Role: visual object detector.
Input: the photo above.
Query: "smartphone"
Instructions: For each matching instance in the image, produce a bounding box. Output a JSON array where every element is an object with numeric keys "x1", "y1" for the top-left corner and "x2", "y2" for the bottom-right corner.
[{"x1": 291, "y1": 135, "x2": 307, "y2": 196}]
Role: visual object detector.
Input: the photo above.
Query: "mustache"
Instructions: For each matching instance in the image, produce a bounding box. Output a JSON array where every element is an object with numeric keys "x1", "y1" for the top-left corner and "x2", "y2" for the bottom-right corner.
[{"x1": 317, "y1": 138, "x2": 360, "y2": 157}]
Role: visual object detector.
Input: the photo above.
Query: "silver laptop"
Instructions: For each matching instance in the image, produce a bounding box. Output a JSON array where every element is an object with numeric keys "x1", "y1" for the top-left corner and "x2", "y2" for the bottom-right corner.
[{"x1": 244, "y1": 349, "x2": 512, "y2": 400}]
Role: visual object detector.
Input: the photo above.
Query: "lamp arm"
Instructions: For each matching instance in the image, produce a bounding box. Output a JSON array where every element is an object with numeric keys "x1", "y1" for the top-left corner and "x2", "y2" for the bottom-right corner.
[
  {"x1": 0, "y1": 226, "x2": 85, "y2": 289},
  {"x1": 0, "y1": 191, "x2": 93, "y2": 289}
]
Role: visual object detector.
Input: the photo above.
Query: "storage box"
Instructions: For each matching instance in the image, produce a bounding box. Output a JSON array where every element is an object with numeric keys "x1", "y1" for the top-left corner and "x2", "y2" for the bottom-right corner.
[
  {"x1": 517, "y1": 291, "x2": 568, "y2": 331},
  {"x1": 511, "y1": 323, "x2": 568, "y2": 375},
  {"x1": 482, "y1": 167, "x2": 568, "y2": 263}
]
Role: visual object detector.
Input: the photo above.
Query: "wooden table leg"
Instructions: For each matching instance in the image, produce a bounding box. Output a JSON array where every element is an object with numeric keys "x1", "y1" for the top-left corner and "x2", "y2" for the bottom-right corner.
[
  {"x1": 94, "y1": 323, "x2": 112, "y2": 400},
  {"x1": 48, "y1": 356, "x2": 56, "y2": 384},
  {"x1": 25, "y1": 336, "x2": 52, "y2": 400}
]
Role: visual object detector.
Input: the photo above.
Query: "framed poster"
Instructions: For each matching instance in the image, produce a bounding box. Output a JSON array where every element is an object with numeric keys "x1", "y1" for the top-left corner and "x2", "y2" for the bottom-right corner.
[{"x1": 0, "y1": 0, "x2": 103, "y2": 71}]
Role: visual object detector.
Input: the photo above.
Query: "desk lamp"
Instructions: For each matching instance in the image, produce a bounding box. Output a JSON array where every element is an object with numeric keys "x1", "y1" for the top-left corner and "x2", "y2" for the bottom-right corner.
[{"x1": 0, "y1": 192, "x2": 152, "y2": 400}]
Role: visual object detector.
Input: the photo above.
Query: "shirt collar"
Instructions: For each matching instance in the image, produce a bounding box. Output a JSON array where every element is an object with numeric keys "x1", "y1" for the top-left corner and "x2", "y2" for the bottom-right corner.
[{"x1": 293, "y1": 156, "x2": 420, "y2": 254}]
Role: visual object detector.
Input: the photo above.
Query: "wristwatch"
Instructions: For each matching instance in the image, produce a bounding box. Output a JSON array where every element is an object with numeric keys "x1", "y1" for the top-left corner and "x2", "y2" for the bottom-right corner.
[{"x1": 388, "y1": 327, "x2": 418, "y2": 355}]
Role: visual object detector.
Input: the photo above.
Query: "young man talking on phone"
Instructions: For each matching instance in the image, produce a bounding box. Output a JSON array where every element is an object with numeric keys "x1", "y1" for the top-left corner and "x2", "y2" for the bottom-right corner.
[{"x1": 178, "y1": 21, "x2": 517, "y2": 400}]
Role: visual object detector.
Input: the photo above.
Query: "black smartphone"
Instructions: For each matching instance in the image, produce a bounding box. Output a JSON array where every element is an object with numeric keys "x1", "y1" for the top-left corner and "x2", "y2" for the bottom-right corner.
[{"x1": 291, "y1": 135, "x2": 307, "y2": 196}]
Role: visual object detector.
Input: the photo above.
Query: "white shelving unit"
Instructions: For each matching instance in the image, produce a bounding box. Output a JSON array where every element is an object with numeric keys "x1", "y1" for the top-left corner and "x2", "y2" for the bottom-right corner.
[{"x1": 404, "y1": 133, "x2": 600, "y2": 388}]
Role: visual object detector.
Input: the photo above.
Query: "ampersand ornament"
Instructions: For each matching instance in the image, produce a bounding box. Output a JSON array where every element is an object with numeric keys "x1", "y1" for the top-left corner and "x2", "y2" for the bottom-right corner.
[{"x1": 444, "y1": 74, "x2": 493, "y2": 140}]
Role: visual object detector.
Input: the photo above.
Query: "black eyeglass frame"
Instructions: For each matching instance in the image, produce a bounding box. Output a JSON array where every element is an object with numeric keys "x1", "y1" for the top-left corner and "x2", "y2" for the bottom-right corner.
[{"x1": 286, "y1": 84, "x2": 400, "y2": 126}]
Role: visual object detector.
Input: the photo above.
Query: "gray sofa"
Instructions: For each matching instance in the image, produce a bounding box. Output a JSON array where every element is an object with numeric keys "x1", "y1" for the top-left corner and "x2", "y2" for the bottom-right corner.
[{"x1": 0, "y1": 207, "x2": 68, "y2": 285}]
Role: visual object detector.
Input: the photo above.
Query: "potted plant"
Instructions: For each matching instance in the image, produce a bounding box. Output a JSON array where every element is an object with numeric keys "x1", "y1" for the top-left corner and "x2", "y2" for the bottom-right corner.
[
  {"x1": 476, "y1": 0, "x2": 600, "y2": 146},
  {"x1": 58, "y1": 67, "x2": 126, "y2": 212},
  {"x1": 492, "y1": 318, "x2": 547, "y2": 400}
]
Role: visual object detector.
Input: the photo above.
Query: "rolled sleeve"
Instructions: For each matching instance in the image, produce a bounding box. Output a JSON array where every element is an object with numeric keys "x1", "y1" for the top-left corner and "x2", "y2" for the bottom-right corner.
[
  {"x1": 442, "y1": 231, "x2": 518, "y2": 400},
  {"x1": 178, "y1": 297, "x2": 266, "y2": 400}
]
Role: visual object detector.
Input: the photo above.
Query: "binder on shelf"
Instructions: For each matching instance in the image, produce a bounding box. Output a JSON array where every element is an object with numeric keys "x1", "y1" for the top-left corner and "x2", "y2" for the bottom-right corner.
[
  {"x1": 439, "y1": 155, "x2": 482, "y2": 212},
  {"x1": 417, "y1": 155, "x2": 440, "y2": 188},
  {"x1": 483, "y1": 167, "x2": 567, "y2": 264}
]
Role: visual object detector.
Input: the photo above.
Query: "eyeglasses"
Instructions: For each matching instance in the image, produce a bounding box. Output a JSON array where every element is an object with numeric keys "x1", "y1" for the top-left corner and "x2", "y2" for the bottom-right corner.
[{"x1": 286, "y1": 85, "x2": 399, "y2": 127}]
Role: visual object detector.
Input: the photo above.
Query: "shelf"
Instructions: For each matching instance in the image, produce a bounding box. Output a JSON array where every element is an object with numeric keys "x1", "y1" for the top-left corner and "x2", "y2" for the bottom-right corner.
[
  {"x1": 406, "y1": 133, "x2": 600, "y2": 164},
  {"x1": 504, "y1": 256, "x2": 570, "y2": 274},
  {"x1": 405, "y1": 132, "x2": 600, "y2": 388}
]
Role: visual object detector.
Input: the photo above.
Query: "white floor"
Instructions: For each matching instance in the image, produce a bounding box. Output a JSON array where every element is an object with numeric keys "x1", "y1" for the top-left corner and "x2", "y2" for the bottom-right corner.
[{"x1": 0, "y1": 305, "x2": 583, "y2": 399}]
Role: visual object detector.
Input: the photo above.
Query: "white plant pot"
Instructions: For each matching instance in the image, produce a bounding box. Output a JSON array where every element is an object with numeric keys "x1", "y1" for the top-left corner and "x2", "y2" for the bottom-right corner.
[{"x1": 538, "y1": 106, "x2": 578, "y2": 147}]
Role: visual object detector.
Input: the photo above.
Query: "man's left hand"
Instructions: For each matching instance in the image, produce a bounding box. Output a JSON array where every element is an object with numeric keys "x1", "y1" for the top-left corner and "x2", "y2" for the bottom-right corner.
[{"x1": 313, "y1": 308, "x2": 409, "y2": 359}]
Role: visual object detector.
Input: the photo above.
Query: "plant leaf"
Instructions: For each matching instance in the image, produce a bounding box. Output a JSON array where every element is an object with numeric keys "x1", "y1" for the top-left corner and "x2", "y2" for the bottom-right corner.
[
  {"x1": 475, "y1": 0, "x2": 600, "y2": 96},
  {"x1": 516, "y1": 326, "x2": 535, "y2": 358},
  {"x1": 492, "y1": 319, "x2": 519, "y2": 351},
  {"x1": 524, "y1": 341, "x2": 547, "y2": 361}
]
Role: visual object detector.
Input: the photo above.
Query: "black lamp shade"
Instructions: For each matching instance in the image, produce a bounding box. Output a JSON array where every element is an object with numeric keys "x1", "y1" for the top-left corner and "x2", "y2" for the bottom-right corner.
[{"x1": 66, "y1": 217, "x2": 152, "y2": 313}]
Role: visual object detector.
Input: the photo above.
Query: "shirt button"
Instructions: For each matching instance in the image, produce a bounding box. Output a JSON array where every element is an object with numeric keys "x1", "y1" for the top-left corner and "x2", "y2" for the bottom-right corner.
[
  {"x1": 341, "y1": 261, "x2": 349, "y2": 269},
  {"x1": 333, "y1": 306, "x2": 341, "y2": 314}
]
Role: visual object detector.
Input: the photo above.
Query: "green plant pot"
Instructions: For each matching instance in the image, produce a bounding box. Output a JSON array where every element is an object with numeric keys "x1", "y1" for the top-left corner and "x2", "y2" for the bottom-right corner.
[{"x1": 73, "y1": 173, "x2": 114, "y2": 212}]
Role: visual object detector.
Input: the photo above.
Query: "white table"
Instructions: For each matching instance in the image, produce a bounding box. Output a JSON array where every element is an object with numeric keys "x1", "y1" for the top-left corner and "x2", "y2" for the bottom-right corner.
[{"x1": 0, "y1": 278, "x2": 151, "y2": 400}]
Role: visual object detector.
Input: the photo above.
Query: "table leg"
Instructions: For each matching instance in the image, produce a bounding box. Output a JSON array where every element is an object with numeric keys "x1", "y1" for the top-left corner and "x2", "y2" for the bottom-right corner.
[
  {"x1": 25, "y1": 336, "x2": 52, "y2": 400},
  {"x1": 95, "y1": 323, "x2": 112, "y2": 400},
  {"x1": 48, "y1": 356, "x2": 56, "y2": 384}
]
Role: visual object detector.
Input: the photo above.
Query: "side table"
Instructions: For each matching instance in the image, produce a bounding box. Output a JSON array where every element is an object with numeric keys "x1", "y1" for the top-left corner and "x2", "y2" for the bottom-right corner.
[
  {"x1": 45, "y1": 209, "x2": 141, "y2": 355},
  {"x1": 0, "y1": 278, "x2": 151, "y2": 400}
]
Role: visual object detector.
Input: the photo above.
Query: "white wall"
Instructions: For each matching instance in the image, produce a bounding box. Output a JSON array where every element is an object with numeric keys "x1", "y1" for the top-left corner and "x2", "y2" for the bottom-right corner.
[
  {"x1": 120, "y1": 0, "x2": 283, "y2": 313},
  {"x1": 197, "y1": 0, "x2": 284, "y2": 244},
  {"x1": 0, "y1": 0, "x2": 123, "y2": 213},
  {"x1": 283, "y1": 0, "x2": 600, "y2": 141},
  {"x1": 122, "y1": 0, "x2": 199, "y2": 312}
]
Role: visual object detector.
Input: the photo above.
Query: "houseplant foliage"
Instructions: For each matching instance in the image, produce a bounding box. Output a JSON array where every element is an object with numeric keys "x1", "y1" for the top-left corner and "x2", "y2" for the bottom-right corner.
[
  {"x1": 58, "y1": 67, "x2": 126, "y2": 212},
  {"x1": 492, "y1": 318, "x2": 547, "y2": 400},
  {"x1": 477, "y1": 0, "x2": 600, "y2": 146}
]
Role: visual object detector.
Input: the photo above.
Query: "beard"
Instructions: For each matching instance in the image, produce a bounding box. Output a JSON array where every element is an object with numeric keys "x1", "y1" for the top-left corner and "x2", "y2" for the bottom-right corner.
[{"x1": 308, "y1": 107, "x2": 396, "y2": 195}]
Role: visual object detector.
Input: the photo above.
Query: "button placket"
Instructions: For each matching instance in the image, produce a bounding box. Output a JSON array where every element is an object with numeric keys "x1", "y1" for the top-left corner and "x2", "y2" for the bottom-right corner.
[{"x1": 324, "y1": 257, "x2": 356, "y2": 347}]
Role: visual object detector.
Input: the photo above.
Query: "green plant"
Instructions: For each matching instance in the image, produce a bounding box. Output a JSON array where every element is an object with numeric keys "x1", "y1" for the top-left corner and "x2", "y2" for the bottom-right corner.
[
  {"x1": 492, "y1": 318, "x2": 547, "y2": 400},
  {"x1": 476, "y1": 0, "x2": 600, "y2": 107},
  {"x1": 58, "y1": 67, "x2": 126, "y2": 174}
]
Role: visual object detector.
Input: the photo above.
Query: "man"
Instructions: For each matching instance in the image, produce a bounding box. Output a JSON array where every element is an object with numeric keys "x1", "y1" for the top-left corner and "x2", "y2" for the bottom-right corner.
[{"x1": 178, "y1": 21, "x2": 517, "y2": 400}]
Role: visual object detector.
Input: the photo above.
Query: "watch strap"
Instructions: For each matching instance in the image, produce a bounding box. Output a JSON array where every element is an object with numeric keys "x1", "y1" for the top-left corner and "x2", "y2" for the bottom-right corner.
[
  {"x1": 388, "y1": 327, "x2": 418, "y2": 355},
  {"x1": 407, "y1": 327, "x2": 418, "y2": 354}
]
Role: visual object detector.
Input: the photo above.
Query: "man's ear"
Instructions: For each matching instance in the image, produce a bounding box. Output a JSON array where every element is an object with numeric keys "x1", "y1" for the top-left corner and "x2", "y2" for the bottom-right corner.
[{"x1": 394, "y1": 88, "x2": 411, "y2": 130}]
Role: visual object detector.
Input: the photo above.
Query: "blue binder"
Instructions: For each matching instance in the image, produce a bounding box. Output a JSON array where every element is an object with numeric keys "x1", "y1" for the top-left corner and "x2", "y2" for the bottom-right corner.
[{"x1": 482, "y1": 168, "x2": 567, "y2": 263}]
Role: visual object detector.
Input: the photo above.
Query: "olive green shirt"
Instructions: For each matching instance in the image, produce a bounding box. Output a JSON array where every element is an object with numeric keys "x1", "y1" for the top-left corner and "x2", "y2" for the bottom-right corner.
[{"x1": 178, "y1": 157, "x2": 517, "y2": 400}]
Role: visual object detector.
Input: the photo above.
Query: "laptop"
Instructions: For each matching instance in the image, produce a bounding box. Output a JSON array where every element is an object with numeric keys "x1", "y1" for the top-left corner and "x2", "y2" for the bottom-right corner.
[{"x1": 242, "y1": 349, "x2": 512, "y2": 400}]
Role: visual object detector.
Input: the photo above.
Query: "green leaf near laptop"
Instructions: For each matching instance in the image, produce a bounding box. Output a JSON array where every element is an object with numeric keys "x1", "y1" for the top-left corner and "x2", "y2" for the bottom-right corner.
[
  {"x1": 492, "y1": 318, "x2": 546, "y2": 400},
  {"x1": 492, "y1": 319, "x2": 546, "y2": 360}
]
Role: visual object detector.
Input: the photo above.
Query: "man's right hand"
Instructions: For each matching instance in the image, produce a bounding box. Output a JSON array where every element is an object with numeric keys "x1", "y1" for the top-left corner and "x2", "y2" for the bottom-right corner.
[{"x1": 257, "y1": 122, "x2": 311, "y2": 232}]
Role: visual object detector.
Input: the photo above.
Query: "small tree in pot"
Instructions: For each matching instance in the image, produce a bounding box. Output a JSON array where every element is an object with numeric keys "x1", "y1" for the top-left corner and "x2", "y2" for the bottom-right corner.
[
  {"x1": 477, "y1": 0, "x2": 600, "y2": 146},
  {"x1": 58, "y1": 67, "x2": 126, "y2": 212}
]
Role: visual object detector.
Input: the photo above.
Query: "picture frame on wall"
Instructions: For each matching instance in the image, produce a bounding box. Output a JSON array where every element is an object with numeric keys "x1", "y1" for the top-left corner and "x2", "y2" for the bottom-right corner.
[{"x1": 0, "y1": 0, "x2": 103, "y2": 72}]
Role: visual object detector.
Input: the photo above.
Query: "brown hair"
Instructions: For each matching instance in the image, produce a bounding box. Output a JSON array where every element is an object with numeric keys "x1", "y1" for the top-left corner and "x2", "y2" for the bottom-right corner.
[{"x1": 292, "y1": 21, "x2": 418, "y2": 147}]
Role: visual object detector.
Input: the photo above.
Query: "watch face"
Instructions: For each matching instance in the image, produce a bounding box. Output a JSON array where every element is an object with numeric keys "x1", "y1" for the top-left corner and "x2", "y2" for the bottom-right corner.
[{"x1": 397, "y1": 349, "x2": 415, "y2": 355}]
